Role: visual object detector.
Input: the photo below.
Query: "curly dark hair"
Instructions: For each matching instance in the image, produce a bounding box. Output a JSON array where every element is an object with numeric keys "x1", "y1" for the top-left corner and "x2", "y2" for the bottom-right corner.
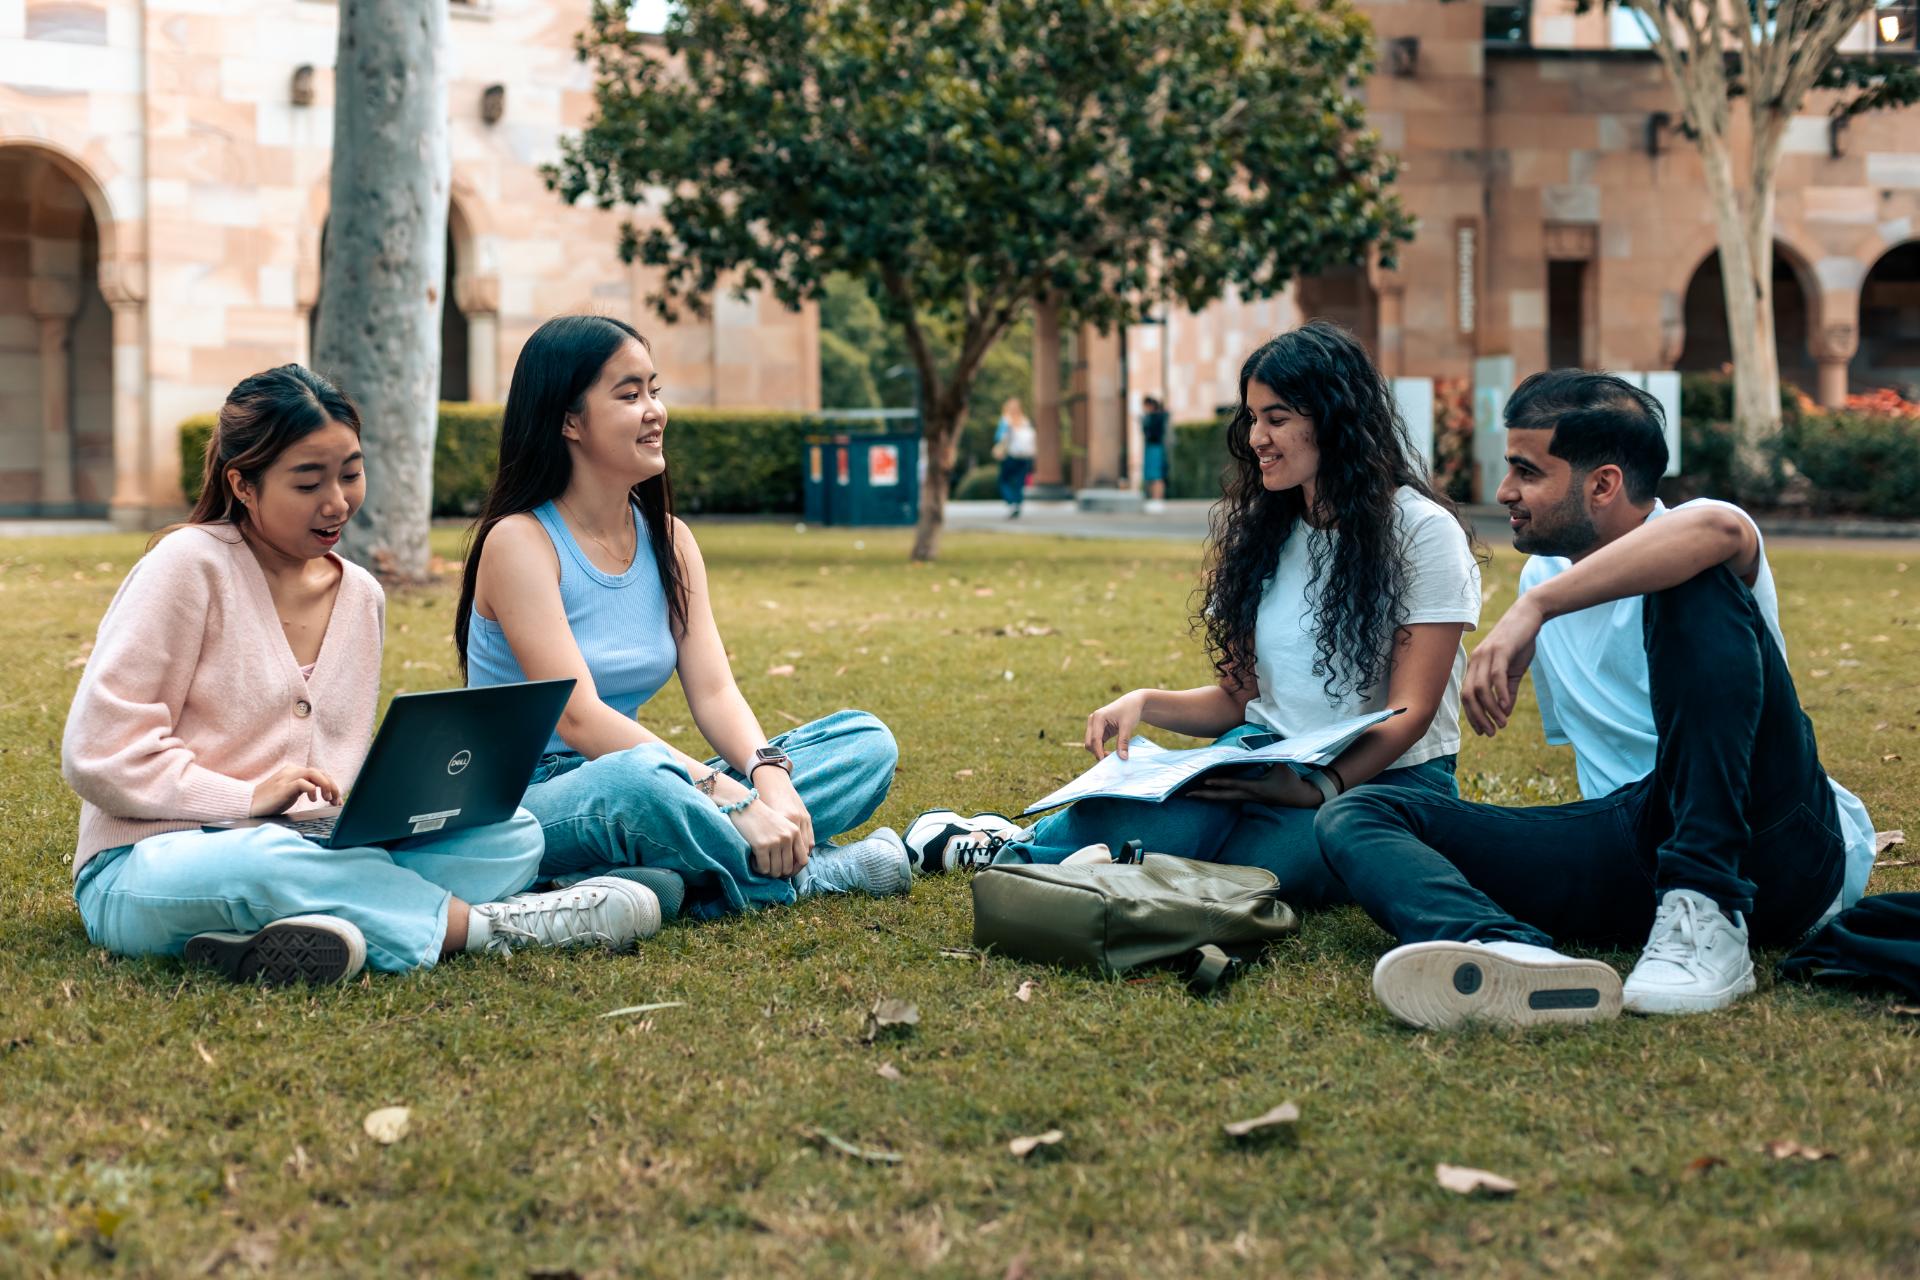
[{"x1": 1197, "y1": 321, "x2": 1473, "y2": 700}]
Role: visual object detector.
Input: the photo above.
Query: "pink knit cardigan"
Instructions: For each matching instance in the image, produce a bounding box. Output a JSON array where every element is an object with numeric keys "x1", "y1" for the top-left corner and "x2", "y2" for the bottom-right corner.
[{"x1": 61, "y1": 523, "x2": 385, "y2": 877}]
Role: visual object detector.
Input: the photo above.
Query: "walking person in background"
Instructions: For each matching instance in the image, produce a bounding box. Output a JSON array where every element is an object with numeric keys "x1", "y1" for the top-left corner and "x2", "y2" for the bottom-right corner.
[
  {"x1": 1141, "y1": 395, "x2": 1171, "y2": 512},
  {"x1": 993, "y1": 397, "x2": 1038, "y2": 518}
]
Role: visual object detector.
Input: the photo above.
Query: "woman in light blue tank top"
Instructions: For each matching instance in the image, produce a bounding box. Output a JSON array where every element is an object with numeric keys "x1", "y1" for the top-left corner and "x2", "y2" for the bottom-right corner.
[{"x1": 456, "y1": 315, "x2": 909, "y2": 922}]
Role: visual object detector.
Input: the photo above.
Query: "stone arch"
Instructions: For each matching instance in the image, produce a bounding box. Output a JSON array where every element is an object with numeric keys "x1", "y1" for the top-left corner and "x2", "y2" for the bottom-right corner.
[
  {"x1": 1853, "y1": 239, "x2": 1920, "y2": 399},
  {"x1": 0, "y1": 138, "x2": 143, "y2": 518},
  {"x1": 1673, "y1": 239, "x2": 1821, "y2": 399}
]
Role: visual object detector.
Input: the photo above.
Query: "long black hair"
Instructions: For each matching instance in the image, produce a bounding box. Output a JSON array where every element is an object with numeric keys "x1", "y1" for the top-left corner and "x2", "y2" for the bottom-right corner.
[
  {"x1": 155, "y1": 364, "x2": 361, "y2": 548},
  {"x1": 1197, "y1": 320, "x2": 1473, "y2": 699},
  {"x1": 454, "y1": 315, "x2": 688, "y2": 669}
]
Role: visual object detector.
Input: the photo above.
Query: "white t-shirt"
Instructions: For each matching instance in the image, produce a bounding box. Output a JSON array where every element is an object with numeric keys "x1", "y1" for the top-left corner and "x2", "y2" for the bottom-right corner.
[
  {"x1": 1242, "y1": 487, "x2": 1482, "y2": 770},
  {"x1": 997, "y1": 418, "x2": 1037, "y2": 459},
  {"x1": 1520, "y1": 498, "x2": 1876, "y2": 908}
]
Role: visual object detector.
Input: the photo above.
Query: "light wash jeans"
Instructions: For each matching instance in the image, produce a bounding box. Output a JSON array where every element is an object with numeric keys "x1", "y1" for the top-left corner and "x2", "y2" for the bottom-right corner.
[
  {"x1": 1002, "y1": 722, "x2": 1461, "y2": 910},
  {"x1": 73, "y1": 809, "x2": 545, "y2": 973},
  {"x1": 521, "y1": 708, "x2": 898, "y2": 921}
]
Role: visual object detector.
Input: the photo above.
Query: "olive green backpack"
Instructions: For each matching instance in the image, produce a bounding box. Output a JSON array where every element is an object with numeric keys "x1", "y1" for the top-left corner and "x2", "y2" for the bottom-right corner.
[{"x1": 969, "y1": 844, "x2": 1300, "y2": 994}]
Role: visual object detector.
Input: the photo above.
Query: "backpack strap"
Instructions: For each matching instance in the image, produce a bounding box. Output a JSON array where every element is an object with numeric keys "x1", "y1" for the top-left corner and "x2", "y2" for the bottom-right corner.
[{"x1": 1182, "y1": 944, "x2": 1240, "y2": 996}]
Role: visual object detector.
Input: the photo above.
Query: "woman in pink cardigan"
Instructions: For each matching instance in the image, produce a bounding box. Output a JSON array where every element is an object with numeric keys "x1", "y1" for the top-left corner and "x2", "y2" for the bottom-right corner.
[{"x1": 62, "y1": 365, "x2": 657, "y2": 984}]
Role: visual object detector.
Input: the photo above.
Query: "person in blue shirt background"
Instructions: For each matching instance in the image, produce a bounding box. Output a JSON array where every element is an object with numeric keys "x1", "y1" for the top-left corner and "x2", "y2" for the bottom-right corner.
[{"x1": 1318, "y1": 370, "x2": 1875, "y2": 1030}]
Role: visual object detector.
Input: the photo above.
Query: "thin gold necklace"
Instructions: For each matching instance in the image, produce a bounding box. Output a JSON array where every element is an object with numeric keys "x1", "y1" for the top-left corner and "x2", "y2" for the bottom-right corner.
[{"x1": 558, "y1": 496, "x2": 636, "y2": 569}]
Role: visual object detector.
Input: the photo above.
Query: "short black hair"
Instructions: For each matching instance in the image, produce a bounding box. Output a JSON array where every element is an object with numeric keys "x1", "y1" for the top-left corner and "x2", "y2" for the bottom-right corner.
[{"x1": 1504, "y1": 369, "x2": 1668, "y2": 502}]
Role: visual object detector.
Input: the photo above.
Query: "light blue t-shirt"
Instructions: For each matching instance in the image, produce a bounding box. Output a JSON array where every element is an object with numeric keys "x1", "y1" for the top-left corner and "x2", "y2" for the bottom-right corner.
[
  {"x1": 466, "y1": 501, "x2": 678, "y2": 755},
  {"x1": 1520, "y1": 498, "x2": 1876, "y2": 908}
]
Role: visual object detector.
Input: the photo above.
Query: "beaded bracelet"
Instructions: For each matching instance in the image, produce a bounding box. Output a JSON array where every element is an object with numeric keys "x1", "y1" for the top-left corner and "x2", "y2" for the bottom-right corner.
[{"x1": 716, "y1": 787, "x2": 758, "y2": 817}]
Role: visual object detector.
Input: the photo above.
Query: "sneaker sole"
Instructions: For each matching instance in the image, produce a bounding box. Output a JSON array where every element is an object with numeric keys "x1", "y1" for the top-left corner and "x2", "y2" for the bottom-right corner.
[
  {"x1": 1372, "y1": 942, "x2": 1622, "y2": 1030},
  {"x1": 185, "y1": 920, "x2": 361, "y2": 985},
  {"x1": 1622, "y1": 964, "x2": 1757, "y2": 1015}
]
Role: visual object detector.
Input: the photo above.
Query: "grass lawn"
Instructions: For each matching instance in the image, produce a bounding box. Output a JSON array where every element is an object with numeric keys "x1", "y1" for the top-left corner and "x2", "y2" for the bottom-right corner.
[{"x1": 2, "y1": 522, "x2": 1916, "y2": 1277}]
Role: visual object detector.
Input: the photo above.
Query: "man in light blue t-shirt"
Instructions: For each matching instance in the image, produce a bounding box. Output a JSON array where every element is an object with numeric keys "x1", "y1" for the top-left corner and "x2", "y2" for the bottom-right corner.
[{"x1": 1318, "y1": 370, "x2": 1874, "y2": 1030}]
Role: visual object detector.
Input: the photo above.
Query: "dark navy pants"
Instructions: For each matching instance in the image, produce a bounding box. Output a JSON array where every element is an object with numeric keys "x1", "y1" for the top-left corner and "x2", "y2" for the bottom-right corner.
[{"x1": 1315, "y1": 566, "x2": 1846, "y2": 950}]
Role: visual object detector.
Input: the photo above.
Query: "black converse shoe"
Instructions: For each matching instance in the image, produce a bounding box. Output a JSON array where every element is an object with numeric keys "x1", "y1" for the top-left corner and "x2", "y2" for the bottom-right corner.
[
  {"x1": 185, "y1": 914, "x2": 367, "y2": 985},
  {"x1": 902, "y1": 810, "x2": 1028, "y2": 874}
]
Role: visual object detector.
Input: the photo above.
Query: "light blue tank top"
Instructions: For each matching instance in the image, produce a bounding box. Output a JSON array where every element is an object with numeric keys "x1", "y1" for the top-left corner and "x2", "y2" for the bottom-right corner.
[{"x1": 466, "y1": 500, "x2": 678, "y2": 754}]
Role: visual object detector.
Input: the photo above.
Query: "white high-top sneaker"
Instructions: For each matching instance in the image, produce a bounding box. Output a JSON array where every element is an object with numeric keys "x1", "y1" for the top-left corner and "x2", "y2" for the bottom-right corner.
[
  {"x1": 466, "y1": 876, "x2": 660, "y2": 957},
  {"x1": 1622, "y1": 889, "x2": 1756, "y2": 1015},
  {"x1": 1371, "y1": 939, "x2": 1622, "y2": 1030}
]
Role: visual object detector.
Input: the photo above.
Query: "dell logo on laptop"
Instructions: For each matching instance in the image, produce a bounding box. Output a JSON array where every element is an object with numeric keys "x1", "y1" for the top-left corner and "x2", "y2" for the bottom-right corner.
[{"x1": 447, "y1": 750, "x2": 472, "y2": 776}]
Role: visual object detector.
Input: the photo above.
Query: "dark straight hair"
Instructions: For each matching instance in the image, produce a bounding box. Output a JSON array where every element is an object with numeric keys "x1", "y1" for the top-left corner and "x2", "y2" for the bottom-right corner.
[
  {"x1": 155, "y1": 364, "x2": 362, "y2": 547},
  {"x1": 453, "y1": 314, "x2": 688, "y2": 670},
  {"x1": 1503, "y1": 369, "x2": 1670, "y2": 502}
]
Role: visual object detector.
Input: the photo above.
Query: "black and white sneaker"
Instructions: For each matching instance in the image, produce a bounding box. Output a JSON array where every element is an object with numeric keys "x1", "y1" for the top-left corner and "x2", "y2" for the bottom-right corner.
[
  {"x1": 184, "y1": 914, "x2": 367, "y2": 985},
  {"x1": 902, "y1": 809, "x2": 1029, "y2": 874},
  {"x1": 1372, "y1": 940, "x2": 1621, "y2": 1030}
]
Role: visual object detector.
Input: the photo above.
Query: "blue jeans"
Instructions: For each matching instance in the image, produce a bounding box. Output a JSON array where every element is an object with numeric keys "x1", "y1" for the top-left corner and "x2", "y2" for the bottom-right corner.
[
  {"x1": 1001, "y1": 722, "x2": 1460, "y2": 910},
  {"x1": 521, "y1": 709, "x2": 898, "y2": 921},
  {"x1": 998, "y1": 457, "x2": 1033, "y2": 506},
  {"x1": 73, "y1": 809, "x2": 545, "y2": 973},
  {"x1": 1316, "y1": 566, "x2": 1846, "y2": 949}
]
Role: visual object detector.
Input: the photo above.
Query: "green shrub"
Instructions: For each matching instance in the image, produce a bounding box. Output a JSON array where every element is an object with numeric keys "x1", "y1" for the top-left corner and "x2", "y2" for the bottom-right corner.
[
  {"x1": 1167, "y1": 417, "x2": 1230, "y2": 499},
  {"x1": 181, "y1": 404, "x2": 830, "y2": 516},
  {"x1": 1783, "y1": 409, "x2": 1920, "y2": 518},
  {"x1": 955, "y1": 463, "x2": 1001, "y2": 501},
  {"x1": 179, "y1": 415, "x2": 217, "y2": 505}
]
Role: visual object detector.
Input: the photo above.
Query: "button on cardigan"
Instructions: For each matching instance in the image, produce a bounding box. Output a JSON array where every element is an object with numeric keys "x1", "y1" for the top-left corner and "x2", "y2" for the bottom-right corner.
[{"x1": 61, "y1": 523, "x2": 385, "y2": 878}]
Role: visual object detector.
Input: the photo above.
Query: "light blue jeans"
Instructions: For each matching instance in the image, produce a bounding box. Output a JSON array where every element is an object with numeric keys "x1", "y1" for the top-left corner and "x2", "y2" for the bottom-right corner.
[
  {"x1": 1003, "y1": 723, "x2": 1461, "y2": 909},
  {"x1": 521, "y1": 708, "x2": 898, "y2": 921},
  {"x1": 73, "y1": 809, "x2": 545, "y2": 974}
]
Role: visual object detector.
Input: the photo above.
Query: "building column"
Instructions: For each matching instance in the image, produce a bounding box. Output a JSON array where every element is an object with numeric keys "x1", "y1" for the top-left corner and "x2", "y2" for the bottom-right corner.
[
  {"x1": 98, "y1": 261, "x2": 150, "y2": 527},
  {"x1": 1078, "y1": 321, "x2": 1124, "y2": 487},
  {"x1": 1376, "y1": 282, "x2": 1406, "y2": 377},
  {"x1": 1031, "y1": 295, "x2": 1065, "y2": 492},
  {"x1": 1814, "y1": 320, "x2": 1857, "y2": 409},
  {"x1": 456, "y1": 273, "x2": 500, "y2": 402},
  {"x1": 28, "y1": 277, "x2": 81, "y2": 513}
]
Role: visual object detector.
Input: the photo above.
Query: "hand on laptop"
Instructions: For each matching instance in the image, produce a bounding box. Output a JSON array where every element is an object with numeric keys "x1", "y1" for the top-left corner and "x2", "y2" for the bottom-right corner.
[{"x1": 250, "y1": 765, "x2": 341, "y2": 816}]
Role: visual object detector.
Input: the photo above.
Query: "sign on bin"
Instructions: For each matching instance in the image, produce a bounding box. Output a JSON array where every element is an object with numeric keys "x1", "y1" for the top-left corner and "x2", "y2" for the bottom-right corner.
[{"x1": 869, "y1": 444, "x2": 900, "y2": 487}]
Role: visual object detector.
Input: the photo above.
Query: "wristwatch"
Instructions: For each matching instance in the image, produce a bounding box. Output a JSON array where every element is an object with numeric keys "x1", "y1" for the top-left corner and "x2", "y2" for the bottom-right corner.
[{"x1": 749, "y1": 745, "x2": 794, "y2": 780}]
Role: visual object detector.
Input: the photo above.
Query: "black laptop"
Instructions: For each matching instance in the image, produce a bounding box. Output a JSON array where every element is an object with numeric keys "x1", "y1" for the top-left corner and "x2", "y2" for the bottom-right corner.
[{"x1": 209, "y1": 679, "x2": 574, "y2": 848}]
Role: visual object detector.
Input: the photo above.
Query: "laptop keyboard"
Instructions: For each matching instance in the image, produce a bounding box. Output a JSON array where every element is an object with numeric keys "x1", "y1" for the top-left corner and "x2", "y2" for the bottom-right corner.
[{"x1": 284, "y1": 814, "x2": 339, "y2": 840}]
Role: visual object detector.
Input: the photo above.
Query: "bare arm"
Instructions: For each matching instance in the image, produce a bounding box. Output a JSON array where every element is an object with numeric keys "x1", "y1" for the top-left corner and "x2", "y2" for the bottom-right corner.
[
  {"x1": 1463, "y1": 505, "x2": 1759, "y2": 736},
  {"x1": 1085, "y1": 682, "x2": 1250, "y2": 761}
]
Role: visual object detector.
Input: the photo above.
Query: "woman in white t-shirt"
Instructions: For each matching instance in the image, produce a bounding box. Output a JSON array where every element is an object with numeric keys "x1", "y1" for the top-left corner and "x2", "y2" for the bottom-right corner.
[
  {"x1": 993, "y1": 398, "x2": 1038, "y2": 517},
  {"x1": 905, "y1": 322, "x2": 1482, "y2": 908}
]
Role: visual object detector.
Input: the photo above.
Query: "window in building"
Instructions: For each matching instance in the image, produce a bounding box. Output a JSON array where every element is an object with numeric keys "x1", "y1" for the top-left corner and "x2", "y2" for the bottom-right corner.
[
  {"x1": 1547, "y1": 260, "x2": 1588, "y2": 371},
  {"x1": 627, "y1": 0, "x2": 673, "y2": 35},
  {"x1": 1609, "y1": 6, "x2": 1654, "y2": 49},
  {"x1": 1875, "y1": 1, "x2": 1918, "y2": 50},
  {"x1": 1485, "y1": 2, "x2": 1531, "y2": 45}
]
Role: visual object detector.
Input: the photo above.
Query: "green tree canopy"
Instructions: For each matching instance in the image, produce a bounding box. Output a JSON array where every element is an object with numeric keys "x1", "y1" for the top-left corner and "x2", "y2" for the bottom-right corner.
[{"x1": 551, "y1": 0, "x2": 1411, "y2": 558}]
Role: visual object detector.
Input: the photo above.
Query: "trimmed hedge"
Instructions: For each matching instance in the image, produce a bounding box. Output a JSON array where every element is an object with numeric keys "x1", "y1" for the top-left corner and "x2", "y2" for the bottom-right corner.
[
  {"x1": 1167, "y1": 417, "x2": 1230, "y2": 499},
  {"x1": 181, "y1": 404, "x2": 830, "y2": 516}
]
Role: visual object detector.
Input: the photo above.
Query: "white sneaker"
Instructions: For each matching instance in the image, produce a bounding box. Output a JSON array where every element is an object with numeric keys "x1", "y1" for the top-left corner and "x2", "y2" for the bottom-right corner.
[
  {"x1": 1622, "y1": 889, "x2": 1756, "y2": 1015},
  {"x1": 467, "y1": 876, "x2": 660, "y2": 956},
  {"x1": 796, "y1": 828, "x2": 913, "y2": 897},
  {"x1": 185, "y1": 914, "x2": 367, "y2": 985},
  {"x1": 902, "y1": 809, "x2": 1028, "y2": 873},
  {"x1": 1372, "y1": 939, "x2": 1622, "y2": 1030}
]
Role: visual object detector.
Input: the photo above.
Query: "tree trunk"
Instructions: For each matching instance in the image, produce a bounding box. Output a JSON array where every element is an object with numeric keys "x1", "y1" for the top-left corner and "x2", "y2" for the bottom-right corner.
[
  {"x1": 910, "y1": 399, "x2": 965, "y2": 562},
  {"x1": 1693, "y1": 130, "x2": 1780, "y2": 483},
  {"x1": 313, "y1": 0, "x2": 450, "y2": 583}
]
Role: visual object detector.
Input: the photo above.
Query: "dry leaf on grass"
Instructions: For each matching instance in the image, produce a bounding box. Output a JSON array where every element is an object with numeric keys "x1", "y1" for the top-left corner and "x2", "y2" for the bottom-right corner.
[
  {"x1": 1762, "y1": 1140, "x2": 1839, "y2": 1162},
  {"x1": 362, "y1": 1106, "x2": 411, "y2": 1145},
  {"x1": 1435, "y1": 1163, "x2": 1517, "y2": 1197},
  {"x1": 1013, "y1": 980, "x2": 1038, "y2": 1003},
  {"x1": 1683, "y1": 1155, "x2": 1727, "y2": 1178},
  {"x1": 766, "y1": 664, "x2": 796, "y2": 677},
  {"x1": 1223, "y1": 1101, "x2": 1300, "y2": 1139},
  {"x1": 1875, "y1": 830, "x2": 1905, "y2": 853},
  {"x1": 805, "y1": 1127, "x2": 903, "y2": 1164},
  {"x1": 875, "y1": 1062, "x2": 903, "y2": 1082},
  {"x1": 954, "y1": 769, "x2": 975, "y2": 778},
  {"x1": 193, "y1": 1040, "x2": 215, "y2": 1066},
  {"x1": 600, "y1": 1001, "x2": 685, "y2": 1019},
  {"x1": 863, "y1": 997, "x2": 920, "y2": 1043},
  {"x1": 1009, "y1": 1129, "x2": 1065, "y2": 1158}
]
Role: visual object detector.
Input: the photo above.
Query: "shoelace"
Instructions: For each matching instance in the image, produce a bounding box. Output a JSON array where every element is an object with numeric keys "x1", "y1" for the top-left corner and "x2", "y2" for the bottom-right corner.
[
  {"x1": 1641, "y1": 894, "x2": 1704, "y2": 968},
  {"x1": 952, "y1": 831, "x2": 1021, "y2": 871},
  {"x1": 481, "y1": 892, "x2": 618, "y2": 954}
]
